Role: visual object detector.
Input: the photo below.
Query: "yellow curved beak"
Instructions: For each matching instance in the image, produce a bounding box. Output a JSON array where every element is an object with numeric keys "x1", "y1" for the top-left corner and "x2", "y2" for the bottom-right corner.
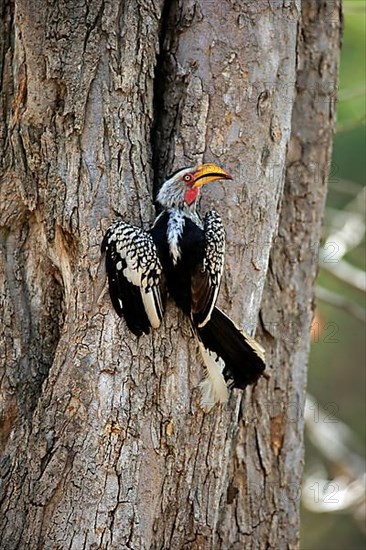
[{"x1": 192, "y1": 163, "x2": 233, "y2": 187}]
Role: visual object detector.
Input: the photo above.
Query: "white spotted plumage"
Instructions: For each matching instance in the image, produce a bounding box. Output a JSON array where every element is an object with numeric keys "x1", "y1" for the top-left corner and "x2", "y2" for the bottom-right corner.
[
  {"x1": 102, "y1": 220, "x2": 163, "y2": 329},
  {"x1": 198, "y1": 211, "x2": 225, "y2": 327}
]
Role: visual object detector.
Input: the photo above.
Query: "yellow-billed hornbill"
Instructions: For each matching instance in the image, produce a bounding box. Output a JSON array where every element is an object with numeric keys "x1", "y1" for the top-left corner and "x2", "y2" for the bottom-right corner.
[{"x1": 101, "y1": 163, "x2": 265, "y2": 410}]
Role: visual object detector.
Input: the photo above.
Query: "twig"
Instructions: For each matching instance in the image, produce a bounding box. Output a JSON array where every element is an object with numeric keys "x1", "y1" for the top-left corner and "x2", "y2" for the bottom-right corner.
[
  {"x1": 316, "y1": 286, "x2": 366, "y2": 322},
  {"x1": 321, "y1": 260, "x2": 366, "y2": 293},
  {"x1": 303, "y1": 395, "x2": 366, "y2": 524}
]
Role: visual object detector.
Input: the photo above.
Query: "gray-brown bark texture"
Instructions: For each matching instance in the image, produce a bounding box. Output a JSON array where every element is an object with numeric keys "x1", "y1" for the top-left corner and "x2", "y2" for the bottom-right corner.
[{"x1": 0, "y1": 0, "x2": 342, "y2": 549}]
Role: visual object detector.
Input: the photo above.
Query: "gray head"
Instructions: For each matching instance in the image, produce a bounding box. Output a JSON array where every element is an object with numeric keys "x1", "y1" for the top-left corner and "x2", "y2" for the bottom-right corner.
[{"x1": 156, "y1": 163, "x2": 232, "y2": 210}]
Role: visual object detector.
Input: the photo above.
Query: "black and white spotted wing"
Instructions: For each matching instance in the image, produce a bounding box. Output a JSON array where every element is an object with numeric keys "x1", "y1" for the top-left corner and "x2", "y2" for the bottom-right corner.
[
  {"x1": 101, "y1": 220, "x2": 165, "y2": 336},
  {"x1": 191, "y1": 210, "x2": 225, "y2": 328}
]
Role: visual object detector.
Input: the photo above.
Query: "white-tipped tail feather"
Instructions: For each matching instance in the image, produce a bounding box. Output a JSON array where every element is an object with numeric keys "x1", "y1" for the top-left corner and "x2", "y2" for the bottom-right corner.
[
  {"x1": 198, "y1": 342, "x2": 229, "y2": 411},
  {"x1": 194, "y1": 307, "x2": 266, "y2": 411}
]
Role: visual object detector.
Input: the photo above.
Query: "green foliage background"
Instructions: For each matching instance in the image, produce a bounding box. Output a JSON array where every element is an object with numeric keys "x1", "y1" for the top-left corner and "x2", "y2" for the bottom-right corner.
[{"x1": 301, "y1": 2, "x2": 366, "y2": 549}]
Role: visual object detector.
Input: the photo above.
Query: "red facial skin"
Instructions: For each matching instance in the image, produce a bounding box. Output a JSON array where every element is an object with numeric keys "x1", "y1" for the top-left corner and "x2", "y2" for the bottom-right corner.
[
  {"x1": 182, "y1": 172, "x2": 199, "y2": 205},
  {"x1": 184, "y1": 187, "x2": 199, "y2": 205}
]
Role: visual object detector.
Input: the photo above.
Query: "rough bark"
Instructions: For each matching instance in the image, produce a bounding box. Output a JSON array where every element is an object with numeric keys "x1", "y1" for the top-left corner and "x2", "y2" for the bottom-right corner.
[
  {"x1": 0, "y1": 1, "x2": 341, "y2": 549},
  {"x1": 216, "y1": 1, "x2": 343, "y2": 547}
]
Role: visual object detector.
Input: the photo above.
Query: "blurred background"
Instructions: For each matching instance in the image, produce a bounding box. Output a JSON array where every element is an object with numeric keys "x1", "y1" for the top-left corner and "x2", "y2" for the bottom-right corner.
[{"x1": 300, "y1": 1, "x2": 366, "y2": 548}]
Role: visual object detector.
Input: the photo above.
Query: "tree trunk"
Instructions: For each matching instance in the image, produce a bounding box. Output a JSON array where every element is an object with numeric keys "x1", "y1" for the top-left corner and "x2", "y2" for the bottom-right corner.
[{"x1": 0, "y1": 1, "x2": 342, "y2": 549}]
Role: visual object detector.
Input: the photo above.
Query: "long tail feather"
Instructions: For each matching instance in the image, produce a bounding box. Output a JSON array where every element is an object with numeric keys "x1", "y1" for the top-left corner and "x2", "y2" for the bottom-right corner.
[{"x1": 194, "y1": 307, "x2": 265, "y2": 410}]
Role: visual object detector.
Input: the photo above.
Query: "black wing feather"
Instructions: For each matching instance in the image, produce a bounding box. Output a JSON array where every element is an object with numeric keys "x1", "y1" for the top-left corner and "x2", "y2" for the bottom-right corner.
[
  {"x1": 102, "y1": 220, "x2": 164, "y2": 337},
  {"x1": 191, "y1": 211, "x2": 225, "y2": 327}
]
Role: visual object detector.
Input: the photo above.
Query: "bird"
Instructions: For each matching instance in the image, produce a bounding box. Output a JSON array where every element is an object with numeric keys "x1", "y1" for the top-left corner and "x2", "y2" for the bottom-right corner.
[{"x1": 101, "y1": 163, "x2": 265, "y2": 410}]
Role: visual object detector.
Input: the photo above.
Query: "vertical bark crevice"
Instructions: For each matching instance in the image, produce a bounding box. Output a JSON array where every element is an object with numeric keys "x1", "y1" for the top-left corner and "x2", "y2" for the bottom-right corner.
[
  {"x1": 0, "y1": 214, "x2": 67, "y2": 447},
  {"x1": 151, "y1": 0, "x2": 180, "y2": 198},
  {"x1": 0, "y1": 0, "x2": 15, "y2": 170}
]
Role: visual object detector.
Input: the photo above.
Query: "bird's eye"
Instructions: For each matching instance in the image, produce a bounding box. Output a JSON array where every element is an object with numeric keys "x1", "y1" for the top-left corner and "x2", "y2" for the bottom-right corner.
[{"x1": 183, "y1": 174, "x2": 192, "y2": 183}]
